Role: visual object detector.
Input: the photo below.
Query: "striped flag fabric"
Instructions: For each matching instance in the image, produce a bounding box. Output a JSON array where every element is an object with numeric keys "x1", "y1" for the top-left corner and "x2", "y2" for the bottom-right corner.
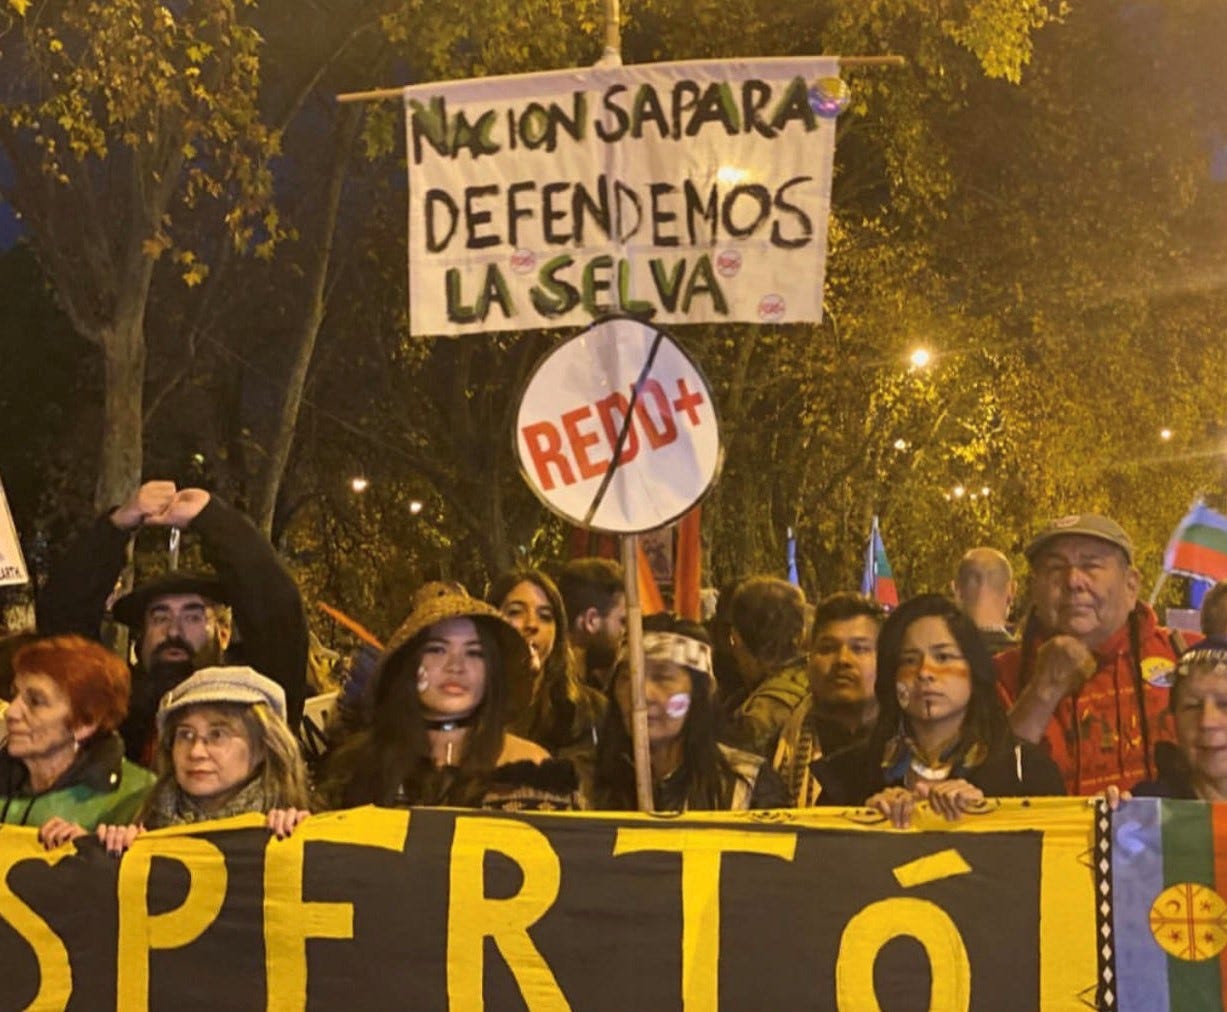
[
  {"x1": 1163, "y1": 503, "x2": 1227, "y2": 582},
  {"x1": 860, "y1": 514, "x2": 898, "y2": 607},
  {"x1": 1109, "y1": 799, "x2": 1227, "y2": 1011}
]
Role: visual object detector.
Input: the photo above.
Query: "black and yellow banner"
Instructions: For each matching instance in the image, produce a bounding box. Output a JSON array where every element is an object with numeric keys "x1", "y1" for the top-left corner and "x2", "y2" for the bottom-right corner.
[{"x1": 0, "y1": 800, "x2": 1097, "y2": 1010}]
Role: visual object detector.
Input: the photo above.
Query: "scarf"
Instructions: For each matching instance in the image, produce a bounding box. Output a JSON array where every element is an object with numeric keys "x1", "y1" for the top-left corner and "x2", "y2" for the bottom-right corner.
[
  {"x1": 145, "y1": 772, "x2": 278, "y2": 828},
  {"x1": 881, "y1": 730, "x2": 987, "y2": 788}
]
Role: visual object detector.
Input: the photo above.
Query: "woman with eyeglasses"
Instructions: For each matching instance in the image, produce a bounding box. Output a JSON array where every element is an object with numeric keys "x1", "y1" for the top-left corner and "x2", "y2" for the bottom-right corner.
[{"x1": 91, "y1": 665, "x2": 313, "y2": 853}]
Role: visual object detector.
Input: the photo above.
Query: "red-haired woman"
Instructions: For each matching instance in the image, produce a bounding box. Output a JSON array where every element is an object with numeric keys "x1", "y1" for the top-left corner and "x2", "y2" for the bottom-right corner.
[{"x1": 1, "y1": 635, "x2": 154, "y2": 845}]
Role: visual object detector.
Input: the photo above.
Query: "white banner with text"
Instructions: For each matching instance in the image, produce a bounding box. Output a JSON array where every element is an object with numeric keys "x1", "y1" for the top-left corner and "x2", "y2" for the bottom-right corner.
[{"x1": 403, "y1": 57, "x2": 840, "y2": 336}]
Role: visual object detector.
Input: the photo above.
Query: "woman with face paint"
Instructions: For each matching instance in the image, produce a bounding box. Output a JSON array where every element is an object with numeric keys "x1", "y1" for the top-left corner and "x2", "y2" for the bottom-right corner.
[
  {"x1": 487, "y1": 569, "x2": 606, "y2": 752},
  {"x1": 576, "y1": 613, "x2": 789, "y2": 811},
  {"x1": 814, "y1": 594, "x2": 1063, "y2": 827},
  {"x1": 324, "y1": 583, "x2": 581, "y2": 811}
]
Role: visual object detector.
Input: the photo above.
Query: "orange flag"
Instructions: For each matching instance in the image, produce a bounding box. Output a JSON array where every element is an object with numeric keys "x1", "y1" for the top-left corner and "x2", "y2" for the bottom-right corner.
[
  {"x1": 635, "y1": 539, "x2": 667, "y2": 615},
  {"x1": 673, "y1": 506, "x2": 702, "y2": 621}
]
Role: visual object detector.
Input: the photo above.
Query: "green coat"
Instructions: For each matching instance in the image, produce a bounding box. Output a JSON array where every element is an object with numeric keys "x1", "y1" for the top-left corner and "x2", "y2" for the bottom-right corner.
[
  {"x1": 730, "y1": 658, "x2": 811, "y2": 757},
  {"x1": 0, "y1": 732, "x2": 154, "y2": 830}
]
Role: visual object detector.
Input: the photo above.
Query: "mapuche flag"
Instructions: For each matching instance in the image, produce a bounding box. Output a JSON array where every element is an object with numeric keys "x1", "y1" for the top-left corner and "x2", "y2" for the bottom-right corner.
[
  {"x1": 1163, "y1": 503, "x2": 1227, "y2": 582},
  {"x1": 860, "y1": 515, "x2": 898, "y2": 608},
  {"x1": 1109, "y1": 798, "x2": 1227, "y2": 1010}
]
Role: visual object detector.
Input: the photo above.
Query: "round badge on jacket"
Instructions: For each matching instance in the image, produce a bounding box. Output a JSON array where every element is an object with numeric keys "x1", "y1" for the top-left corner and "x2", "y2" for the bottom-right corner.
[{"x1": 1141, "y1": 656, "x2": 1175, "y2": 688}]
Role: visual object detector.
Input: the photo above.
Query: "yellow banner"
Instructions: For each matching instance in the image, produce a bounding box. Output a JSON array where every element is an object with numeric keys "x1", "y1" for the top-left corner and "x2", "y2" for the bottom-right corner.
[{"x1": 0, "y1": 799, "x2": 1097, "y2": 1010}]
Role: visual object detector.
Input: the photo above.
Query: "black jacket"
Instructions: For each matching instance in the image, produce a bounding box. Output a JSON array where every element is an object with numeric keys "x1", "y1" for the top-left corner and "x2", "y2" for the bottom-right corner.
[
  {"x1": 812, "y1": 737, "x2": 1066, "y2": 807},
  {"x1": 37, "y1": 497, "x2": 308, "y2": 748},
  {"x1": 1131, "y1": 741, "x2": 1197, "y2": 799}
]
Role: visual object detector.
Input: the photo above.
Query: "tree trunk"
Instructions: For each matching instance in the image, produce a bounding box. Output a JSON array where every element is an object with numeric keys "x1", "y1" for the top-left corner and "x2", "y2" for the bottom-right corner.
[
  {"x1": 483, "y1": 477, "x2": 514, "y2": 574},
  {"x1": 253, "y1": 107, "x2": 360, "y2": 538},
  {"x1": 96, "y1": 314, "x2": 146, "y2": 513}
]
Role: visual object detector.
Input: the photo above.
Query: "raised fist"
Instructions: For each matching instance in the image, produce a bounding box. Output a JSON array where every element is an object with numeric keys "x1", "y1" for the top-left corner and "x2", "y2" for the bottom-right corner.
[
  {"x1": 146, "y1": 487, "x2": 212, "y2": 528},
  {"x1": 1033, "y1": 635, "x2": 1097, "y2": 700},
  {"x1": 110, "y1": 481, "x2": 177, "y2": 531}
]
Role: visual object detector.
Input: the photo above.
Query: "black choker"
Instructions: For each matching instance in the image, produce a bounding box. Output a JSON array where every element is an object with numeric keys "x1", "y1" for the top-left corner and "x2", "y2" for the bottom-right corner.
[{"x1": 425, "y1": 714, "x2": 476, "y2": 732}]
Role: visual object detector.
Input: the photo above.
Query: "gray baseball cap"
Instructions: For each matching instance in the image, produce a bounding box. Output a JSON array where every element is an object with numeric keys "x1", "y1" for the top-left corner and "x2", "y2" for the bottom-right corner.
[
  {"x1": 1024, "y1": 513, "x2": 1134, "y2": 565},
  {"x1": 156, "y1": 665, "x2": 286, "y2": 734}
]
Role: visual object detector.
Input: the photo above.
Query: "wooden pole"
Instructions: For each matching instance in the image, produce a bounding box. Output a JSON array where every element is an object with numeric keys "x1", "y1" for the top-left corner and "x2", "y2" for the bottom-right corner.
[
  {"x1": 601, "y1": 0, "x2": 622, "y2": 66},
  {"x1": 336, "y1": 54, "x2": 904, "y2": 103},
  {"x1": 1148, "y1": 569, "x2": 1169, "y2": 608},
  {"x1": 840, "y1": 55, "x2": 907, "y2": 67},
  {"x1": 622, "y1": 533, "x2": 654, "y2": 812}
]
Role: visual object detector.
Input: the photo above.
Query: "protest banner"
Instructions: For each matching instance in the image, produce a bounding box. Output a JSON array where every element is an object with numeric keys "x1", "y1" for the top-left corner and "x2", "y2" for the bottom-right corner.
[
  {"x1": 515, "y1": 316, "x2": 720, "y2": 534},
  {"x1": 402, "y1": 56, "x2": 839, "y2": 336},
  {"x1": 0, "y1": 799, "x2": 1122, "y2": 1009},
  {"x1": 0, "y1": 477, "x2": 29, "y2": 587}
]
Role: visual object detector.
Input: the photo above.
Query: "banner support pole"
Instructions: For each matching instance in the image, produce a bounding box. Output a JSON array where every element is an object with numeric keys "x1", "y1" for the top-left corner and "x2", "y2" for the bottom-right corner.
[
  {"x1": 622, "y1": 533, "x2": 653, "y2": 812},
  {"x1": 600, "y1": 0, "x2": 622, "y2": 66},
  {"x1": 335, "y1": 55, "x2": 904, "y2": 104},
  {"x1": 1148, "y1": 569, "x2": 1169, "y2": 608}
]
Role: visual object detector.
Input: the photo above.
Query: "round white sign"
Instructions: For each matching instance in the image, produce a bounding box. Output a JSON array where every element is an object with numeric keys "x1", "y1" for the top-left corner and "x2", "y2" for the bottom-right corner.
[{"x1": 514, "y1": 317, "x2": 721, "y2": 534}]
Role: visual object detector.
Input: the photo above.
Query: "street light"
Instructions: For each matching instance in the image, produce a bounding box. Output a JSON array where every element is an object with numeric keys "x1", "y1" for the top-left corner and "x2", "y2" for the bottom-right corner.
[
  {"x1": 952, "y1": 485, "x2": 966, "y2": 499},
  {"x1": 350, "y1": 476, "x2": 369, "y2": 493},
  {"x1": 1160, "y1": 428, "x2": 1173, "y2": 441},
  {"x1": 408, "y1": 499, "x2": 424, "y2": 515},
  {"x1": 909, "y1": 347, "x2": 932, "y2": 369}
]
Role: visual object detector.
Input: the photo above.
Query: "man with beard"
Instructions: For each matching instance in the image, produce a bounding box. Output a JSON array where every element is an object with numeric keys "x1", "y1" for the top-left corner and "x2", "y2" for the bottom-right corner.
[
  {"x1": 773, "y1": 592, "x2": 884, "y2": 804},
  {"x1": 38, "y1": 481, "x2": 307, "y2": 762},
  {"x1": 557, "y1": 558, "x2": 627, "y2": 691}
]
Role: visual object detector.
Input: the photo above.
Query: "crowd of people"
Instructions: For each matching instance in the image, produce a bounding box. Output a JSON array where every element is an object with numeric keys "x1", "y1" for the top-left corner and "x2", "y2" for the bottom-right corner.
[{"x1": 4, "y1": 481, "x2": 1227, "y2": 851}]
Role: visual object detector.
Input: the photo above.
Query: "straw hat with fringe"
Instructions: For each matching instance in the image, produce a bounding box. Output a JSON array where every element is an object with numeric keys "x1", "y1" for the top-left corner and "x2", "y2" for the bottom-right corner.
[{"x1": 383, "y1": 582, "x2": 533, "y2": 719}]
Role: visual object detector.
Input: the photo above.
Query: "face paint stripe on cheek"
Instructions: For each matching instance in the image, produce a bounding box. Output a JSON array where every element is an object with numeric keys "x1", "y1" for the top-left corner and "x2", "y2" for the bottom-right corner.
[
  {"x1": 925, "y1": 660, "x2": 971, "y2": 679},
  {"x1": 664, "y1": 692, "x2": 691, "y2": 719}
]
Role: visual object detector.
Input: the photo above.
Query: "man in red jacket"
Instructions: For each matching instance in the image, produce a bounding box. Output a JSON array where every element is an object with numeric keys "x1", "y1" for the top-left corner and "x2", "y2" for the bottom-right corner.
[{"x1": 997, "y1": 513, "x2": 1190, "y2": 794}]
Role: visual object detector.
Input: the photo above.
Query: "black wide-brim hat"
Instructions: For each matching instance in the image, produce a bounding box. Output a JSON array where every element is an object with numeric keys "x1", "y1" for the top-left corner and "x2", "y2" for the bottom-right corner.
[{"x1": 111, "y1": 571, "x2": 230, "y2": 628}]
